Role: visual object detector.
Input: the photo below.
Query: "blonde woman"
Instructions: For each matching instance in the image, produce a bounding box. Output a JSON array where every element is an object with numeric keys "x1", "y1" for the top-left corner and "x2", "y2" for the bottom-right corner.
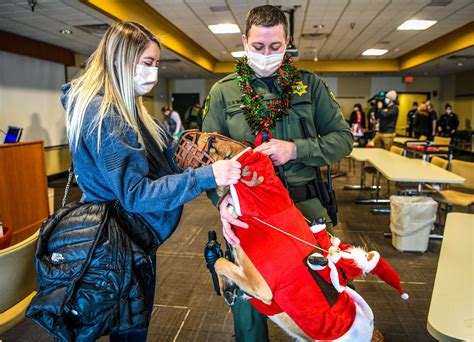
[{"x1": 62, "y1": 21, "x2": 241, "y2": 341}]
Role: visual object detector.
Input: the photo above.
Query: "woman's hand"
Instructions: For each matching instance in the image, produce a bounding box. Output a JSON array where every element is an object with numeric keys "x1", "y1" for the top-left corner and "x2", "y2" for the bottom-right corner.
[
  {"x1": 218, "y1": 194, "x2": 249, "y2": 245},
  {"x1": 212, "y1": 160, "x2": 242, "y2": 186}
]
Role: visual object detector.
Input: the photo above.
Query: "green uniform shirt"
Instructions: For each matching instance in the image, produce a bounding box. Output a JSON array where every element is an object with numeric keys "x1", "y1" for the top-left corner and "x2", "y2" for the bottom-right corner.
[
  {"x1": 202, "y1": 69, "x2": 353, "y2": 189},
  {"x1": 202, "y1": 69, "x2": 353, "y2": 340}
]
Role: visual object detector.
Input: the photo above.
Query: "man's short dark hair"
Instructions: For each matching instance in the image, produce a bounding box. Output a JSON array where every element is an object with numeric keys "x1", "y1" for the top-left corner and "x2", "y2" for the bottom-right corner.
[
  {"x1": 413, "y1": 101, "x2": 418, "y2": 106},
  {"x1": 445, "y1": 103, "x2": 452, "y2": 109},
  {"x1": 245, "y1": 5, "x2": 288, "y2": 37}
]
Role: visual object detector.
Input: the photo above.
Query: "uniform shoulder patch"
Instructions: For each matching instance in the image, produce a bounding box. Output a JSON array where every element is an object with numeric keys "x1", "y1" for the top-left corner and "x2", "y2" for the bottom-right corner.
[
  {"x1": 322, "y1": 80, "x2": 340, "y2": 108},
  {"x1": 203, "y1": 94, "x2": 211, "y2": 119}
]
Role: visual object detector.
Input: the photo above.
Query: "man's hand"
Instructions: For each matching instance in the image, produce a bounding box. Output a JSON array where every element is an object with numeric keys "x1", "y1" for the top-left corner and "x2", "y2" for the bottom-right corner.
[
  {"x1": 218, "y1": 194, "x2": 249, "y2": 245},
  {"x1": 253, "y1": 139, "x2": 297, "y2": 166}
]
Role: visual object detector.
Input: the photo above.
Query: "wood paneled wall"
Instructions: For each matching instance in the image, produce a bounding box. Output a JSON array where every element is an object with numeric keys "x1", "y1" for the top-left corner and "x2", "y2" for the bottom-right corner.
[{"x1": 0, "y1": 141, "x2": 49, "y2": 244}]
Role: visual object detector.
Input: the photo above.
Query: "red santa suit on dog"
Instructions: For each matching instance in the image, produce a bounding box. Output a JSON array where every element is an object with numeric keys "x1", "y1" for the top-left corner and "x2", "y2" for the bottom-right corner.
[{"x1": 229, "y1": 148, "x2": 407, "y2": 341}]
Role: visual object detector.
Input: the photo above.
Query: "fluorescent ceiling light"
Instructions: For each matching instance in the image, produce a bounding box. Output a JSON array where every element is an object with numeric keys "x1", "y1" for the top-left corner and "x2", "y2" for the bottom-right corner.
[
  {"x1": 362, "y1": 49, "x2": 388, "y2": 56},
  {"x1": 231, "y1": 51, "x2": 246, "y2": 58},
  {"x1": 397, "y1": 20, "x2": 437, "y2": 30},
  {"x1": 208, "y1": 24, "x2": 240, "y2": 34}
]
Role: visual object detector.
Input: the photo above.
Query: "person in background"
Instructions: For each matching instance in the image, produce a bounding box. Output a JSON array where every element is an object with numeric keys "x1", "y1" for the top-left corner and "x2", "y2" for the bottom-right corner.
[
  {"x1": 62, "y1": 21, "x2": 242, "y2": 342},
  {"x1": 161, "y1": 105, "x2": 182, "y2": 140},
  {"x1": 437, "y1": 103, "x2": 459, "y2": 138},
  {"x1": 414, "y1": 101, "x2": 437, "y2": 140},
  {"x1": 202, "y1": 5, "x2": 352, "y2": 341},
  {"x1": 349, "y1": 103, "x2": 366, "y2": 137},
  {"x1": 373, "y1": 90, "x2": 399, "y2": 150},
  {"x1": 367, "y1": 99, "x2": 381, "y2": 139},
  {"x1": 196, "y1": 98, "x2": 207, "y2": 131},
  {"x1": 406, "y1": 101, "x2": 418, "y2": 137},
  {"x1": 426, "y1": 101, "x2": 438, "y2": 140},
  {"x1": 184, "y1": 102, "x2": 201, "y2": 129}
]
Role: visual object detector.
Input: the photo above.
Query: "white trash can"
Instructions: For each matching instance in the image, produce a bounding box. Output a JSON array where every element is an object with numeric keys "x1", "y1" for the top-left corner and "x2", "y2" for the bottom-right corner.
[{"x1": 390, "y1": 196, "x2": 438, "y2": 252}]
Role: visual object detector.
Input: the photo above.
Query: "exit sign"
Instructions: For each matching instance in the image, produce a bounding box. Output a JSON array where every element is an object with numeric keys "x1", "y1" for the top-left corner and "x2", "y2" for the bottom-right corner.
[{"x1": 404, "y1": 76, "x2": 414, "y2": 83}]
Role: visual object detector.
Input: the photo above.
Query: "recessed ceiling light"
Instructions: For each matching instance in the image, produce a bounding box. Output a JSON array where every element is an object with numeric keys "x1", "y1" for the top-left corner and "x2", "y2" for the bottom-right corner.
[
  {"x1": 208, "y1": 24, "x2": 240, "y2": 34},
  {"x1": 231, "y1": 51, "x2": 246, "y2": 58},
  {"x1": 397, "y1": 20, "x2": 437, "y2": 30},
  {"x1": 362, "y1": 49, "x2": 388, "y2": 56},
  {"x1": 314, "y1": 24, "x2": 324, "y2": 29},
  {"x1": 59, "y1": 29, "x2": 73, "y2": 35},
  {"x1": 457, "y1": 62, "x2": 464, "y2": 67},
  {"x1": 394, "y1": 48, "x2": 401, "y2": 52},
  {"x1": 161, "y1": 65, "x2": 167, "y2": 69}
]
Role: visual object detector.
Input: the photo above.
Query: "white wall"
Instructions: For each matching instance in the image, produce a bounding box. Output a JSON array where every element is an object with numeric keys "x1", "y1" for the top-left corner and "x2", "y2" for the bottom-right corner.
[
  {"x1": 370, "y1": 76, "x2": 406, "y2": 96},
  {"x1": 172, "y1": 79, "x2": 207, "y2": 102},
  {"x1": 0, "y1": 51, "x2": 66, "y2": 147},
  {"x1": 152, "y1": 77, "x2": 169, "y2": 120}
]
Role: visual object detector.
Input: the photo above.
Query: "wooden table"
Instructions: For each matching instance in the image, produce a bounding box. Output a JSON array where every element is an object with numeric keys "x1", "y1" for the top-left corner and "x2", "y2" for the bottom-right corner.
[
  {"x1": 348, "y1": 148, "x2": 464, "y2": 205},
  {"x1": 343, "y1": 148, "x2": 379, "y2": 191},
  {"x1": 427, "y1": 213, "x2": 474, "y2": 341}
]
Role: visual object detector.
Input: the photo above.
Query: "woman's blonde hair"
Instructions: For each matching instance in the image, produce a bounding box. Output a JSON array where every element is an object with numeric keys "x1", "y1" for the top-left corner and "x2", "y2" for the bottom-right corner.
[{"x1": 66, "y1": 21, "x2": 165, "y2": 151}]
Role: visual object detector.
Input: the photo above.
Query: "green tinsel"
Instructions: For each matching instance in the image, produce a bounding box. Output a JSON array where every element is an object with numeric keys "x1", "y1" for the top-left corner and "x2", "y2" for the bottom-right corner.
[{"x1": 235, "y1": 55, "x2": 300, "y2": 135}]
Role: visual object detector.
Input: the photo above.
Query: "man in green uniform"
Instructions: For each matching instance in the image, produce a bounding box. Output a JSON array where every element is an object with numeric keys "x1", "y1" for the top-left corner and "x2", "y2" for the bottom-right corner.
[{"x1": 202, "y1": 5, "x2": 353, "y2": 341}]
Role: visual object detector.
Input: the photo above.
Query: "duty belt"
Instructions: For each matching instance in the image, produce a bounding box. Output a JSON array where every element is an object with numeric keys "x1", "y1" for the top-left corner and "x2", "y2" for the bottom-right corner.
[{"x1": 288, "y1": 180, "x2": 320, "y2": 203}]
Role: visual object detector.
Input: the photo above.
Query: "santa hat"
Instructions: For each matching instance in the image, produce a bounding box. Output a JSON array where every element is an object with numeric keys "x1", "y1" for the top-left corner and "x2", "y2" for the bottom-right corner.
[{"x1": 369, "y1": 256, "x2": 409, "y2": 300}]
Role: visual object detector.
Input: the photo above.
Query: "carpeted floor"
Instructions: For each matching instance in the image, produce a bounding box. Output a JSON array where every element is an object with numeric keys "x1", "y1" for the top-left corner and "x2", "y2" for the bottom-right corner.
[{"x1": 2, "y1": 157, "x2": 459, "y2": 342}]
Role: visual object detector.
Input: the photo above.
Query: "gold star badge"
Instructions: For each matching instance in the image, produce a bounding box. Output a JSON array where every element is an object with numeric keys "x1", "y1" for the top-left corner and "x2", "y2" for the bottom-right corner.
[{"x1": 292, "y1": 81, "x2": 308, "y2": 96}]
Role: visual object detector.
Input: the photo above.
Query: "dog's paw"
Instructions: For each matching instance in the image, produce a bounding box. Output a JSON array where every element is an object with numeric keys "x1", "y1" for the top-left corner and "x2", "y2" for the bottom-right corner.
[{"x1": 223, "y1": 284, "x2": 238, "y2": 306}]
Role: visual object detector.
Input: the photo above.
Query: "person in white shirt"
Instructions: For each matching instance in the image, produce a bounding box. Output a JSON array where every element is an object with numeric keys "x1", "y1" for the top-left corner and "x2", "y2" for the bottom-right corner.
[{"x1": 161, "y1": 105, "x2": 182, "y2": 140}]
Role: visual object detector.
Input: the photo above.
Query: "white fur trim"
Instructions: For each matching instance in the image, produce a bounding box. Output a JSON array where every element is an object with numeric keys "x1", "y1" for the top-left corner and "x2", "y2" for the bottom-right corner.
[
  {"x1": 328, "y1": 261, "x2": 345, "y2": 293},
  {"x1": 229, "y1": 184, "x2": 242, "y2": 216},
  {"x1": 364, "y1": 251, "x2": 380, "y2": 273},
  {"x1": 343, "y1": 247, "x2": 378, "y2": 274},
  {"x1": 310, "y1": 223, "x2": 326, "y2": 234},
  {"x1": 329, "y1": 251, "x2": 342, "y2": 264},
  {"x1": 331, "y1": 237, "x2": 341, "y2": 247},
  {"x1": 231, "y1": 146, "x2": 252, "y2": 161},
  {"x1": 401, "y1": 293, "x2": 409, "y2": 300},
  {"x1": 321, "y1": 287, "x2": 374, "y2": 342},
  {"x1": 228, "y1": 147, "x2": 252, "y2": 217}
]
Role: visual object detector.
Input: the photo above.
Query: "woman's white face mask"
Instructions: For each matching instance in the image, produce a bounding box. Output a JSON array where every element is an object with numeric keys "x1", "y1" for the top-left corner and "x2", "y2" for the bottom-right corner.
[
  {"x1": 246, "y1": 47, "x2": 285, "y2": 78},
  {"x1": 134, "y1": 64, "x2": 159, "y2": 96}
]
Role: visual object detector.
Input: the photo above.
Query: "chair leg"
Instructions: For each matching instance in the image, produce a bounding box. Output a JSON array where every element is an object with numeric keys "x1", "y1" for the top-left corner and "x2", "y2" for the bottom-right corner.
[
  {"x1": 371, "y1": 174, "x2": 376, "y2": 198},
  {"x1": 387, "y1": 179, "x2": 390, "y2": 194},
  {"x1": 444, "y1": 204, "x2": 452, "y2": 226}
]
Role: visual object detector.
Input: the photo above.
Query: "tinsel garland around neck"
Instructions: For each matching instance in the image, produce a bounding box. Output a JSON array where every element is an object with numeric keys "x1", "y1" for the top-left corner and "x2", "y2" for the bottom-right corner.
[{"x1": 235, "y1": 55, "x2": 299, "y2": 135}]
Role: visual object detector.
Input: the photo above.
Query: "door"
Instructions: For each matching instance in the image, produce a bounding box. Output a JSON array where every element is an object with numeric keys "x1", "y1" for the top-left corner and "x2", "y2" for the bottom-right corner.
[
  {"x1": 171, "y1": 93, "x2": 200, "y2": 128},
  {"x1": 397, "y1": 93, "x2": 429, "y2": 136}
]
